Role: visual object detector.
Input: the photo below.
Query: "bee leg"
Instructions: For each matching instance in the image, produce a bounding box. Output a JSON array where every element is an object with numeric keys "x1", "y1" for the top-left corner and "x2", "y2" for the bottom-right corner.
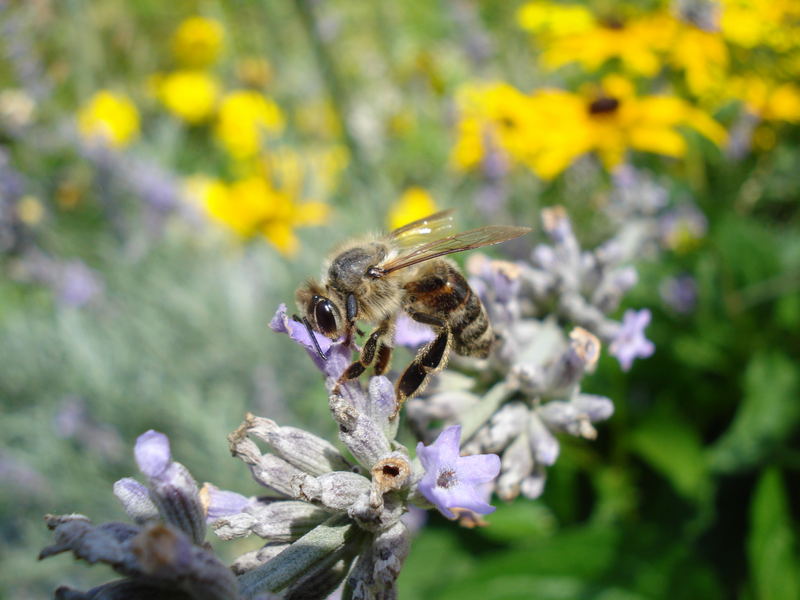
[
  {"x1": 373, "y1": 344, "x2": 393, "y2": 375},
  {"x1": 334, "y1": 319, "x2": 391, "y2": 389},
  {"x1": 395, "y1": 313, "x2": 451, "y2": 416}
]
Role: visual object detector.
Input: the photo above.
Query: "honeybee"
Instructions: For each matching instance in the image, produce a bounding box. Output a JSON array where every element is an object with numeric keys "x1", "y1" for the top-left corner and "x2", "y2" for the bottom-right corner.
[{"x1": 295, "y1": 211, "x2": 530, "y2": 412}]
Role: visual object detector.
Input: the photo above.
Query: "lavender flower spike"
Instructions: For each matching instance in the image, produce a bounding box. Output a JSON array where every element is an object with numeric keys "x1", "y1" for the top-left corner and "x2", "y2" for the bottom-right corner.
[
  {"x1": 416, "y1": 425, "x2": 500, "y2": 519},
  {"x1": 610, "y1": 309, "x2": 655, "y2": 371}
]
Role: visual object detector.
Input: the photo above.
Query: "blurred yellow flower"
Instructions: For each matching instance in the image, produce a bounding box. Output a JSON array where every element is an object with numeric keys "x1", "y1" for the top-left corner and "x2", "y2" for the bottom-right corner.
[
  {"x1": 215, "y1": 90, "x2": 285, "y2": 159},
  {"x1": 201, "y1": 174, "x2": 329, "y2": 255},
  {"x1": 720, "y1": 0, "x2": 800, "y2": 52},
  {"x1": 520, "y1": 4, "x2": 673, "y2": 77},
  {"x1": 77, "y1": 90, "x2": 139, "y2": 148},
  {"x1": 172, "y1": 16, "x2": 224, "y2": 68},
  {"x1": 388, "y1": 187, "x2": 437, "y2": 230},
  {"x1": 16, "y1": 196, "x2": 44, "y2": 225},
  {"x1": 157, "y1": 70, "x2": 219, "y2": 124},
  {"x1": 236, "y1": 57, "x2": 273, "y2": 88},
  {"x1": 728, "y1": 77, "x2": 800, "y2": 122},
  {"x1": 517, "y1": 2, "x2": 594, "y2": 38},
  {"x1": 453, "y1": 77, "x2": 727, "y2": 179}
]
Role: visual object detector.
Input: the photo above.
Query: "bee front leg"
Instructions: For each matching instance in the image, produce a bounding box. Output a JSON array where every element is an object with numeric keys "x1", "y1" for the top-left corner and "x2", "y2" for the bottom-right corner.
[
  {"x1": 334, "y1": 319, "x2": 392, "y2": 390},
  {"x1": 395, "y1": 312, "x2": 451, "y2": 417}
]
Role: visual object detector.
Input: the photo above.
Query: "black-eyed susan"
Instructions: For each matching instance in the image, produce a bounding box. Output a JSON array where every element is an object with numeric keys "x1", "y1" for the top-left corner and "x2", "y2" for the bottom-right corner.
[
  {"x1": 77, "y1": 90, "x2": 140, "y2": 148},
  {"x1": 453, "y1": 76, "x2": 727, "y2": 179}
]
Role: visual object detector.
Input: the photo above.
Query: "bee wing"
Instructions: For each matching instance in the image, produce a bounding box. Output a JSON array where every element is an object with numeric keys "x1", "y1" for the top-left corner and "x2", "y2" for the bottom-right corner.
[
  {"x1": 379, "y1": 225, "x2": 531, "y2": 275},
  {"x1": 388, "y1": 210, "x2": 456, "y2": 250}
]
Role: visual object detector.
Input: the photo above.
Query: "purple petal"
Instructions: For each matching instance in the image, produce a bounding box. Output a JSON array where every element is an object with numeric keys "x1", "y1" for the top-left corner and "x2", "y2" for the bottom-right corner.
[
  {"x1": 454, "y1": 454, "x2": 500, "y2": 485},
  {"x1": 134, "y1": 430, "x2": 171, "y2": 478},
  {"x1": 269, "y1": 304, "x2": 333, "y2": 370},
  {"x1": 368, "y1": 376, "x2": 396, "y2": 421},
  {"x1": 204, "y1": 484, "x2": 250, "y2": 522}
]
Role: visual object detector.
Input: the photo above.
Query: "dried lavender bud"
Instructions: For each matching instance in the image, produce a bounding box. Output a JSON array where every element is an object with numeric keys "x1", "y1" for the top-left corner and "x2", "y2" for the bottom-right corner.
[
  {"x1": 40, "y1": 515, "x2": 237, "y2": 600},
  {"x1": 243, "y1": 414, "x2": 353, "y2": 476},
  {"x1": 213, "y1": 499, "x2": 328, "y2": 541}
]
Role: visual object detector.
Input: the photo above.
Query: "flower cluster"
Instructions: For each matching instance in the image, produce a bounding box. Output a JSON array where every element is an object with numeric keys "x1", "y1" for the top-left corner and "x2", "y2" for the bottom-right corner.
[
  {"x1": 406, "y1": 203, "x2": 656, "y2": 501},
  {"x1": 40, "y1": 204, "x2": 660, "y2": 596}
]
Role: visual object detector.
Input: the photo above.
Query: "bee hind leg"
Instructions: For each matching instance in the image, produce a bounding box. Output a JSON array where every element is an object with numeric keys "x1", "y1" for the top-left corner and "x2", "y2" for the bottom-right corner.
[{"x1": 394, "y1": 312, "x2": 451, "y2": 417}]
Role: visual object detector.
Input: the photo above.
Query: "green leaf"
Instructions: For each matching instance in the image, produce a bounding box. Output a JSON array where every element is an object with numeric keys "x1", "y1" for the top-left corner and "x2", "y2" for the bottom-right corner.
[
  {"x1": 478, "y1": 499, "x2": 556, "y2": 545},
  {"x1": 748, "y1": 468, "x2": 800, "y2": 600},
  {"x1": 708, "y1": 352, "x2": 799, "y2": 473},
  {"x1": 629, "y1": 405, "x2": 709, "y2": 501}
]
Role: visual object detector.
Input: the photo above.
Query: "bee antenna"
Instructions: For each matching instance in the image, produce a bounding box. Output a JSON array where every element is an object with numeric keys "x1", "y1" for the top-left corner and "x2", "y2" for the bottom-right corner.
[{"x1": 302, "y1": 316, "x2": 327, "y2": 361}]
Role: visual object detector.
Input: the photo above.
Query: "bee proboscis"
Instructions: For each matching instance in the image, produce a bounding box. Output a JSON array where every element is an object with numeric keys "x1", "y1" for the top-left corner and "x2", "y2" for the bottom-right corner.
[{"x1": 295, "y1": 210, "x2": 530, "y2": 413}]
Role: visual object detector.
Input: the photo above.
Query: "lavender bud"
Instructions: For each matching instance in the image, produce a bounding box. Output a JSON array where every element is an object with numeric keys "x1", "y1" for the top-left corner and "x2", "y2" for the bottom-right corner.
[
  {"x1": 133, "y1": 431, "x2": 206, "y2": 544},
  {"x1": 528, "y1": 413, "x2": 560, "y2": 466},
  {"x1": 537, "y1": 401, "x2": 598, "y2": 439},
  {"x1": 329, "y1": 393, "x2": 392, "y2": 469},
  {"x1": 113, "y1": 478, "x2": 158, "y2": 524},
  {"x1": 496, "y1": 431, "x2": 534, "y2": 501},
  {"x1": 519, "y1": 468, "x2": 547, "y2": 500},
  {"x1": 147, "y1": 462, "x2": 206, "y2": 545}
]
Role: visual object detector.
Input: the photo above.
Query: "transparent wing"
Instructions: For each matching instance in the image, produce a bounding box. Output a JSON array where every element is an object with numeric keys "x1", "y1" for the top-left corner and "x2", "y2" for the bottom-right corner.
[
  {"x1": 388, "y1": 210, "x2": 456, "y2": 250},
  {"x1": 378, "y1": 225, "x2": 531, "y2": 275}
]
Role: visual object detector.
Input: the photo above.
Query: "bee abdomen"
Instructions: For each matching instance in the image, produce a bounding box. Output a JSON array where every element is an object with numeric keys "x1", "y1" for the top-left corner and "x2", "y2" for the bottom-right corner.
[{"x1": 451, "y1": 292, "x2": 492, "y2": 358}]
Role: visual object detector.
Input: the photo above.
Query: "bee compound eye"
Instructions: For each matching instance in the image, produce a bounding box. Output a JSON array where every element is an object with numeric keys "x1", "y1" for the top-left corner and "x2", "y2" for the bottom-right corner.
[{"x1": 314, "y1": 298, "x2": 338, "y2": 335}]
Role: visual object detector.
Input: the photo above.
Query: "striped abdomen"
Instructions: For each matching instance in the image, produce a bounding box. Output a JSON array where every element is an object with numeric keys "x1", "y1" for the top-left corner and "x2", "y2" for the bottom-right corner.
[{"x1": 402, "y1": 260, "x2": 493, "y2": 358}]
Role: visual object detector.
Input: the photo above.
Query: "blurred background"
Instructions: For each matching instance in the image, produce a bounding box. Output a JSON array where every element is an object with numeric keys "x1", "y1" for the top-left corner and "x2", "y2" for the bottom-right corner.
[{"x1": 1, "y1": 0, "x2": 799, "y2": 598}]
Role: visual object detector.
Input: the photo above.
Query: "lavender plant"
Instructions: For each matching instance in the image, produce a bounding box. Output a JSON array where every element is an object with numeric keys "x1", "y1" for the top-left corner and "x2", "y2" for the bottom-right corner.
[{"x1": 40, "y1": 205, "x2": 657, "y2": 598}]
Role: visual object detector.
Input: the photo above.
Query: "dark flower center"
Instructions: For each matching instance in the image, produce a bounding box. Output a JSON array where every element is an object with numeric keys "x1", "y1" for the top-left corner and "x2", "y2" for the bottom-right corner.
[
  {"x1": 436, "y1": 468, "x2": 458, "y2": 489},
  {"x1": 382, "y1": 465, "x2": 400, "y2": 477},
  {"x1": 588, "y1": 96, "x2": 620, "y2": 115}
]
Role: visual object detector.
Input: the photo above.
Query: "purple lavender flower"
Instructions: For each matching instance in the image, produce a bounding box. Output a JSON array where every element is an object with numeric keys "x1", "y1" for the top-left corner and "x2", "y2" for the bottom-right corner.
[
  {"x1": 659, "y1": 275, "x2": 698, "y2": 314},
  {"x1": 201, "y1": 484, "x2": 250, "y2": 522},
  {"x1": 609, "y1": 309, "x2": 655, "y2": 371},
  {"x1": 56, "y1": 260, "x2": 104, "y2": 307},
  {"x1": 394, "y1": 312, "x2": 435, "y2": 348},
  {"x1": 416, "y1": 425, "x2": 500, "y2": 519},
  {"x1": 270, "y1": 303, "x2": 333, "y2": 369}
]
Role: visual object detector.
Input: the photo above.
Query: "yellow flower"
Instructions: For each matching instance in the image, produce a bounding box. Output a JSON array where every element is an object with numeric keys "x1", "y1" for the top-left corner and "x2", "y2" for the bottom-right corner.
[
  {"x1": 77, "y1": 90, "x2": 139, "y2": 148},
  {"x1": 236, "y1": 57, "x2": 273, "y2": 88},
  {"x1": 157, "y1": 70, "x2": 219, "y2": 124},
  {"x1": 388, "y1": 187, "x2": 437, "y2": 230},
  {"x1": 532, "y1": 10, "x2": 675, "y2": 77},
  {"x1": 16, "y1": 196, "x2": 44, "y2": 225},
  {"x1": 202, "y1": 174, "x2": 329, "y2": 255},
  {"x1": 727, "y1": 76, "x2": 800, "y2": 122},
  {"x1": 720, "y1": 0, "x2": 800, "y2": 52},
  {"x1": 666, "y1": 24, "x2": 729, "y2": 99},
  {"x1": 215, "y1": 90, "x2": 285, "y2": 159},
  {"x1": 517, "y1": 1, "x2": 594, "y2": 38},
  {"x1": 452, "y1": 77, "x2": 728, "y2": 179},
  {"x1": 172, "y1": 16, "x2": 224, "y2": 68}
]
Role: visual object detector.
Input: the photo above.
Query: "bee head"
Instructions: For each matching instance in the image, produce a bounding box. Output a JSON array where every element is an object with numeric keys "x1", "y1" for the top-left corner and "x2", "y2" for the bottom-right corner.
[{"x1": 296, "y1": 280, "x2": 344, "y2": 339}]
